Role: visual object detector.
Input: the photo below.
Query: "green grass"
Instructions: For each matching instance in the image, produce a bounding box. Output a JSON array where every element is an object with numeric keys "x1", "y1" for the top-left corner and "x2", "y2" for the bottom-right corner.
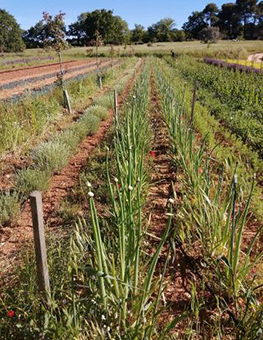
[{"x1": 0, "y1": 58, "x2": 139, "y2": 228}]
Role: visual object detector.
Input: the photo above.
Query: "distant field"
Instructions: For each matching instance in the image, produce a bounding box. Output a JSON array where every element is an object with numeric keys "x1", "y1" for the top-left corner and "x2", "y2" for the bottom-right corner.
[
  {"x1": 65, "y1": 40, "x2": 263, "y2": 59},
  {"x1": 0, "y1": 40, "x2": 263, "y2": 70}
]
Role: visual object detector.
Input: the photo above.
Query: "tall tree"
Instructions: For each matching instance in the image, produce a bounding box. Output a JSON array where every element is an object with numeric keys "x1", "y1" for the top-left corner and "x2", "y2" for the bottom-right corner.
[
  {"x1": 256, "y1": 1, "x2": 263, "y2": 37},
  {"x1": 68, "y1": 9, "x2": 129, "y2": 45},
  {"x1": 217, "y1": 3, "x2": 242, "y2": 38},
  {"x1": 203, "y1": 3, "x2": 219, "y2": 26},
  {"x1": 182, "y1": 11, "x2": 208, "y2": 39},
  {"x1": 131, "y1": 24, "x2": 146, "y2": 43},
  {"x1": 147, "y1": 18, "x2": 176, "y2": 42},
  {"x1": 0, "y1": 9, "x2": 25, "y2": 52},
  {"x1": 236, "y1": 0, "x2": 258, "y2": 38},
  {"x1": 22, "y1": 20, "x2": 49, "y2": 48}
]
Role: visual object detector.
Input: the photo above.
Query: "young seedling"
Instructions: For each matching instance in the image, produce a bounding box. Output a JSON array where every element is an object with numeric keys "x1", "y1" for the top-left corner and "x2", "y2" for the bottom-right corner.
[
  {"x1": 94, "y1": 30, "x2": 103, "y2": 89},
  {"x1": 42, "y1": 11, "x2": 71, "y2": 113}
]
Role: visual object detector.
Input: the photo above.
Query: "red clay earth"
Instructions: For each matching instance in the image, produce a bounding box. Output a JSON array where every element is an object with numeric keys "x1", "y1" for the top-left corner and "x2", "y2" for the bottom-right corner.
[
  {"x1": 0, "y1": 61, "x2": 127, "y2": 192},
  {"x1": 0, "y1": 59, "x2": 114, "y2": 100},
  {"x1": 0, "y1": 63, "x2": 140, "y2": 275}
]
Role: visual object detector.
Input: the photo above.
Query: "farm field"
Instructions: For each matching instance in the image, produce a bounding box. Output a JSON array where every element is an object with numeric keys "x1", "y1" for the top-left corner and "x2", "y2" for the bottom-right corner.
[
  {"x1": 1, "y1": 40, "x2": 263, "y2": 70},
  {"x1": 0, "y1": 47, "x2": 262, "y2": 339},
  {"x1": 0, "y1": 58, "x2": 117, "y2": 100}
]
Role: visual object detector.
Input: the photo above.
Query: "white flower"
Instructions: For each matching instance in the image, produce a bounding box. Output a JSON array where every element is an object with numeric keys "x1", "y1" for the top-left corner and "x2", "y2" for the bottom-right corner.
[
  {"x1": 114, "y1": 177, "x2": 118, "y2": 183},
  {"x1": 86, "y1": 181, "x2": 92, "y2": 188},
  {"x1": 128, "y1": 185, "x2": 133, "y2": 191},
  {"x1": 168, "y1": 198, "x2": 175, "y2": 204},
  {"x1": 88, "y1": 191, "x2": 94, "y2": 197},
  {"x1": 133, "y1": 95, "x2": 136, "y2": 99}
]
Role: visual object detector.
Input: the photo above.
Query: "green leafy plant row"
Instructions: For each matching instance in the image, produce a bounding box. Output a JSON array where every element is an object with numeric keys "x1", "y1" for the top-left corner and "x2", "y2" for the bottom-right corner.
[
  {"x1": 154, "y1": 60, "x2": 263, "y2": 339},
  {"x1": 165, "y1": 56, "x2": 263, "y2": 157}
]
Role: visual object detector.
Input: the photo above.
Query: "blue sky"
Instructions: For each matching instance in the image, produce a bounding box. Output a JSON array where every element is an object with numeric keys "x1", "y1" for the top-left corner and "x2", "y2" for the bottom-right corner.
[{"x1": 0, "y1": 0, "x2": 226, "y2": 30}]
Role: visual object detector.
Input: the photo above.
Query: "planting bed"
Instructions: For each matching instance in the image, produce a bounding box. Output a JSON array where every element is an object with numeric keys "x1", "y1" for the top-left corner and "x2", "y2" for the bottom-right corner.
[
  {"x1": 0, "y1": 58, "x2": 117, "y2": 100},
  {"x1": 0, "y1": 58, "x2": 142, "y2": 273}
]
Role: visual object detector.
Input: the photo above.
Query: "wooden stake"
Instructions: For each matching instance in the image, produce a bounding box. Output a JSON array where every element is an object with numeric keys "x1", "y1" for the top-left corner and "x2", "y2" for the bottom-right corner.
[
  {"x1": 30, "y1": 191, "x2": 50, "y2": 302},
  {"x1": 98, "y1": 76, "x2": 103, "y2": 89},
  {"x1": 63, "y1": 89, "x2": 72, "y2": 114},
  {"x1": 114, "y1": 88, "x2": 118, "y2": 123},
  {"x1": 190, "y1": 80, "x2": 198, "y2": 125}
]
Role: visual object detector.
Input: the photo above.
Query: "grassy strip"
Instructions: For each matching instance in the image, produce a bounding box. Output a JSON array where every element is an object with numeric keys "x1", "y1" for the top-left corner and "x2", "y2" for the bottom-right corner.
[{"x1": 154, "y1": 59, "x2": 263, "y2": 339}]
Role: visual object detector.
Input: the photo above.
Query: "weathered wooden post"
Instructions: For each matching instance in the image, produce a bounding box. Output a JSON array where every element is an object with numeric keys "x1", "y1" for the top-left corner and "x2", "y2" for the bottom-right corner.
[
  {"x1": 30, "y1": 191, "x2": 50, "y2": 304},
  {"x1": 190, "y1": 80, "x2": 198, "y2": 126},
  {"x1": 114, "y1": 88, "x2": 118, "y2": 124},
  {"x1": 98, "y1": 76, "x2": 103, "y2": 89},
  {"x1": 63, "y1": 89, "x2": 72, "y2": 114}
]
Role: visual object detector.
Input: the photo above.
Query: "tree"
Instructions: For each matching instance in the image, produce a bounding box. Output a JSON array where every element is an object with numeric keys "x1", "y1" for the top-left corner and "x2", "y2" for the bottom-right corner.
[
  {"x1": 199, "y1": 26, "x2": 220, "y2": 43},
  {"x1": 131, "y1": 24, "x2": 146, "y2": 43},
  {"x1": 147, "y1": 18, "x2": 176, "y2": 42},
  {"x1": 42, "y1": 11, "x2": 70, "y2": 111},
  {"x1": 203, "y1": 3, "x2": 219, "y2": 26},
  {"x1": 236, "y1": 0, "x2": 258, "y2": 38},
  {"x1": 256, "y1": 1, "x2": 263, "y2": 37},
  {"x1": 0, "y1": 9, "x2": 25, "y2": 52},
  {"x1": 182, "y1": 11, "x2": 208, "y2": 39},
  {"x1": 217, "y1": 3, "x2": 242, "y2": 38},
  {"x1": 171, "y1": 30, "x2": 186, "y2": 41},
  {"x1": 68, "y1": 10, "x2": 129, "y2": 45},
  {"x1": 22, "y1": 20, "x2": 48, "y2": 48}
]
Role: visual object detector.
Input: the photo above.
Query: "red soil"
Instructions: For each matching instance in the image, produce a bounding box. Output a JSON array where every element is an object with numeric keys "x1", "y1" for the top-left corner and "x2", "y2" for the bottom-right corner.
[
  {"x1": 0, "y1": 66, "x2": 138, "y2": 273},
  {"x1": 0, "y1": 59, "x2": 114, "y2": 100}
]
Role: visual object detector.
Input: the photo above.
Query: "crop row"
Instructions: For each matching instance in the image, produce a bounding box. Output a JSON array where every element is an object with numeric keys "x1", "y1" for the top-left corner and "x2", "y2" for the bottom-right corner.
[
  {"x1": 0, "y1": 59, "x2": 119, "y2": 93},
  {"x1": 154, "y1": 60, "x2": 263, "y2": 338},
  {"x1": 159, "y1": 57, "x2": 263, "y2": 221},
  {"x1": 166, "y1": 56, "x2": 263, "y2": 157},
  {"x1": 204, "y1": 57, "x2": 263, "y2": 74},
  {"x1": 0, "y1": 60, "x2": 138, "y2": 226},
  {"x1": 0, "y1": 59, "x2": 128, "y2": 155},
  {"x1": 1, "y1": 59, "x2": 179, "y2": 339},
  {"x1": 0, "y1": 55, "x2": 54, "y2": 66}
]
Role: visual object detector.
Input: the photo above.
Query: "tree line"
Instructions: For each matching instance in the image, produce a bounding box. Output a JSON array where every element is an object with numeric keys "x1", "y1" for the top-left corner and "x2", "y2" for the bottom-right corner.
[
  {"x1": 183, "y1": 0, "x2": 263, "y2": 40},
  {"x1": 0, "y1": 1, "x2": 263, "y2": 52}
]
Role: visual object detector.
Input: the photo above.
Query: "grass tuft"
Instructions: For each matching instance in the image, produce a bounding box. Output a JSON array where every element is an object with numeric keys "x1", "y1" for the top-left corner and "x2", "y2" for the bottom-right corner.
[
  {"x1": 84, "y1": 105, "x2": 108, "y2": 121},
  {"x1": 32, "y1": 141, "x2": 71, "y2": 174},
  {"x1": 0, "y1": 191, "x2": 20, "y2": 225},
  {"x1": 16, "y1": 168, "x2": 50, "y2": 195}
]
